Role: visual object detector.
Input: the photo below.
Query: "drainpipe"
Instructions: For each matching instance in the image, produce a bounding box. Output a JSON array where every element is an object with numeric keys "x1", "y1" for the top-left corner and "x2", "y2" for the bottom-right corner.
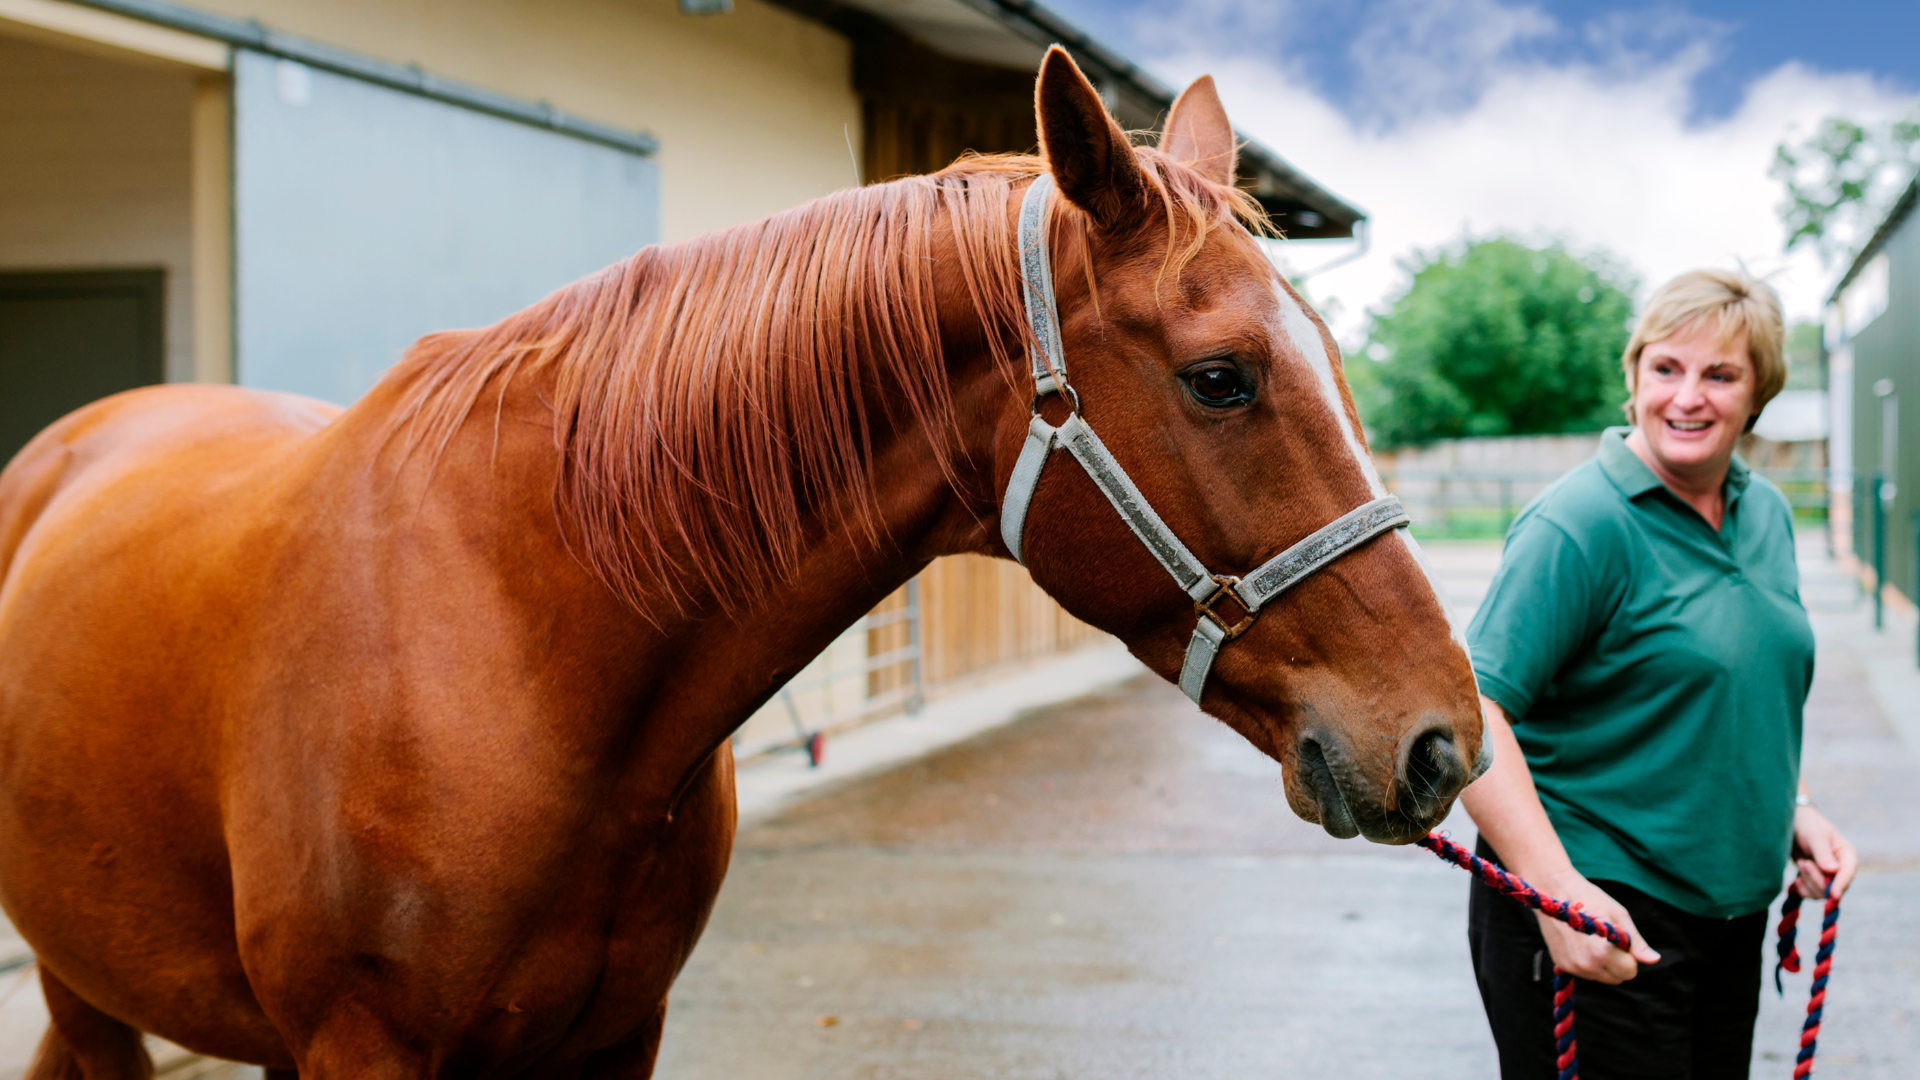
[{"x1": 1286, "y1": 218, "x2": 1371, "y2": 286}]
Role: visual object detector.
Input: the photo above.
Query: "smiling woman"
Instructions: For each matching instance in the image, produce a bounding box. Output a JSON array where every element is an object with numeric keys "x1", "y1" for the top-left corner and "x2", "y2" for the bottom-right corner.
[{"x1": 1457, "y1": 269, "x2": 1857, "y2": 1077}]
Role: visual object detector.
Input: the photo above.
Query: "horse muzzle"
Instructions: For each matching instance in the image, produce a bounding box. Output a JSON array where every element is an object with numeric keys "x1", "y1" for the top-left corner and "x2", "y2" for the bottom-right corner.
[{"x1": 1291, "y1": 718, "x2": 1472, "y2": 844}]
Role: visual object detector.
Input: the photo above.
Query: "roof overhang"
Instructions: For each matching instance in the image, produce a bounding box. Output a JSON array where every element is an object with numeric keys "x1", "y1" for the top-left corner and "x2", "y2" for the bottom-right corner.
[
  {"x1": 772, "y1": 0, "x2": 1365, "y2": 239},
  {"x1": 1830, "y1": 176, "x2": 1918, "y2": 306}
]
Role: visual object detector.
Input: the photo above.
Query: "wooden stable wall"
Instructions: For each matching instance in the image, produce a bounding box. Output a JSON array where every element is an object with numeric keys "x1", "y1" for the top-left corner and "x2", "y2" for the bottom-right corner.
[
  {"x1": 734, "y1": 555, "x2": 1107, "y2": 760},
  {"x1": 916, "y1": 554, "x2": 1103, "y2": 686},
  {"x1": 854, "y1": 24, "x2": 1036, "y2": 183},
  {"x1": 866, "y1": 554, "x2": 1105, "y2": 703}
]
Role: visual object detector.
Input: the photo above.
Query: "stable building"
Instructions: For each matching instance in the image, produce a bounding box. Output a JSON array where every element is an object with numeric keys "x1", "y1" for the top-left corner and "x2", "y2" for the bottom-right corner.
[
  {"x1": 1828, "y1": 177, "x2": 1920, "y2": 603},
  {"x1": 0, "y1": 0, "x2": 1364, "y2": 749}
]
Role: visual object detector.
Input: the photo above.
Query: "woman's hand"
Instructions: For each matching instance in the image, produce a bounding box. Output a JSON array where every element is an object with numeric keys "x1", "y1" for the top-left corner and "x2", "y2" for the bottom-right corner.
[
  {"x1": 1533, "y1": 870, "x2": 1662, "y2": 985},
  {"x1": 1791, "y1": 805, "x2": 1857, "y2": 900},
  {"x1": 1464, "y1": 698, "x2": 1661, "y2": 984}
]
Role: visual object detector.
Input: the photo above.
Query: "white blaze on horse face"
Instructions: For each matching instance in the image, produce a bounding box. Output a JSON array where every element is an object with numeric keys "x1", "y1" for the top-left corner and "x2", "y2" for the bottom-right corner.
[
  {"x1": 1274, "y1": 284, "x2": 1472, "y2": 657},
  {"x1": 1397, "y1": 529, "x2": 1474, "y2": 656},
  {"x1": 1275, "y1": 289, "x2": 1384, "y2": 499}
]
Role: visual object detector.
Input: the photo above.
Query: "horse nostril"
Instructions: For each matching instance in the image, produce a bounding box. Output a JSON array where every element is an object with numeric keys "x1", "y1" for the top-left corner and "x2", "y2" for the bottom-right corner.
[
  {"x1": 1297, "y1": 737, "x2": 1360, "y2": 840},
  {"x1": 1399, "y1": 727, "x2": 1466, "y2": 821}
]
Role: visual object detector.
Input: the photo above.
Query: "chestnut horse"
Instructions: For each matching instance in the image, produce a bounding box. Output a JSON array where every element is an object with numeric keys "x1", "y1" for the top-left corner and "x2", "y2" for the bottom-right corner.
[{"x1": 0, "y1": 50, "x2": 1479, "y2": 1077}]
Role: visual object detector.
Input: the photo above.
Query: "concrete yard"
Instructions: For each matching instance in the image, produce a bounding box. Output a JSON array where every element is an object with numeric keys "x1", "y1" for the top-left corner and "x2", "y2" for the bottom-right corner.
[{"x1": 655, "y1": 539, "x2": 1920, "y2": 1079}]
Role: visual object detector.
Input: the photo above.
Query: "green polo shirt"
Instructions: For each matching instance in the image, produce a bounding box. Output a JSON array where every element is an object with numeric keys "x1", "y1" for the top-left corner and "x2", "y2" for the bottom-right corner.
[{"x1": 1468, "y1": 428, "x2": 1814, "y2": 918}]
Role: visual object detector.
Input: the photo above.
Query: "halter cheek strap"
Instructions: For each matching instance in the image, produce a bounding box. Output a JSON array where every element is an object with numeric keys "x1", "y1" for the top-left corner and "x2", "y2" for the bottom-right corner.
[{"x1": 1000, "y1": 174, "x2": 1409, "y2": 705}]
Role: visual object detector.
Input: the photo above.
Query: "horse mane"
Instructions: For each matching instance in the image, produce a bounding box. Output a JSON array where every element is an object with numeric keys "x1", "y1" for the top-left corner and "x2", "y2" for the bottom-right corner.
[{"x1": 386, "y1": 146, "x2": 1266, "y2": 616}]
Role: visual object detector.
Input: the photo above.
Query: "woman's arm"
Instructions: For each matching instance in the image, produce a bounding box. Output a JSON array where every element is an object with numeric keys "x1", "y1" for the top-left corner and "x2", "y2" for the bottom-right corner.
[
  {"x1": 1791, "y1": 780, "x2": 1858, "y2": 900},
  {"x1": 1460, "y1": 695, "x2": 1663, "y2": 983}
]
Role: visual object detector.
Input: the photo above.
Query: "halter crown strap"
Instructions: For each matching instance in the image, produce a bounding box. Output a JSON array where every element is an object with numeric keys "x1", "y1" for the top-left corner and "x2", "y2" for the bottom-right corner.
[
  {"x1": 999, "y1": 172, "x2": 1408, "y2": 705},
  {"x1": 1018, "y1": 174, "x2": 1068, "y2": 396}
]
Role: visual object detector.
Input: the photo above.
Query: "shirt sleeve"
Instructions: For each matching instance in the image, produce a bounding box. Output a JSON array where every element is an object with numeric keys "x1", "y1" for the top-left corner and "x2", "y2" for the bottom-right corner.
[{"x1": 1467, "y1": 515, "x2": 1599, "y2": 720}]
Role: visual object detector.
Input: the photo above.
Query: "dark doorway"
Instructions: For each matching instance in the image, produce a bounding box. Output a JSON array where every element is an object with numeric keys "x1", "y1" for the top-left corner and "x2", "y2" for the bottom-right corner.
[{"x1": 0, "y1": 269, "x2": 165, "y2": 466}]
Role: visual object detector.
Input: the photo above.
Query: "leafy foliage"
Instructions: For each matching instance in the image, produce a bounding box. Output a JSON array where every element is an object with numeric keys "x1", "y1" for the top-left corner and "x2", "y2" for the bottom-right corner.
[
  {"x1": 1347, "y1": 238, "x2": 1636, "y2": 448},
  {"x1": 1771, "y1": 110, "x2": 1920, "y2": 267}
]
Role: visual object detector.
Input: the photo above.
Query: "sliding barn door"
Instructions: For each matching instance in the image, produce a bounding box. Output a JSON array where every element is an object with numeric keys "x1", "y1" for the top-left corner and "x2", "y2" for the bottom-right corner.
[{"x1": 232, "y1": 51, "x2": 658, "y2": 404}]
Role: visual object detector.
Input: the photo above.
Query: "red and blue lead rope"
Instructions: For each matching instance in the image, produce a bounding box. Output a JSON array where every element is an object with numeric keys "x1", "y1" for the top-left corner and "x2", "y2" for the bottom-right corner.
[
  {"x1": 1418, "y1": 832, "x2": 1629, "y2": 1080},
  {"x1": 1423, "y1": 831, "x2": 1841, "y2": 1080},
  {"x1": 1774, "y1": 874, "x2": 1841, "y2": 1079}
]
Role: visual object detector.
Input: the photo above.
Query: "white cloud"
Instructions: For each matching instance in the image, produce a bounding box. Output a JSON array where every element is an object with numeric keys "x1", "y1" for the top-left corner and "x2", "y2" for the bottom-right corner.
[
  {"x1": 1346, "y1": 0, "x2": 1557, "y2": 123},
  {"x1": 1142, "y1": 21, "x2": 1916, "y2": 346}
]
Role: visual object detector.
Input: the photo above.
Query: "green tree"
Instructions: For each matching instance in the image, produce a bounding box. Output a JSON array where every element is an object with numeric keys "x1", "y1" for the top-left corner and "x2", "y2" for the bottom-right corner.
[
  {"x1": 1771, "y1": 110, "x2": 1920, "y2": 266},
  {"x1": 1348, "y1": 238, "x2": 1636, "y2": 448}
]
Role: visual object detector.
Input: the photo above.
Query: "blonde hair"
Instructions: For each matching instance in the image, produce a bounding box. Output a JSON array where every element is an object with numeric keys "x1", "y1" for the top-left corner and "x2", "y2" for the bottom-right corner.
[{"x1": 1622, "y1": 269, "x2": 1786, "y2": 425}]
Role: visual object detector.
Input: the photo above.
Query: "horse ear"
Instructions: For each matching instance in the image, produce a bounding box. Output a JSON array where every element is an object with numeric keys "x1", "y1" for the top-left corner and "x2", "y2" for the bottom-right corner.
[
  {"x1": 1035, "y1": 46, "x2": 1149, "y2": 230},
  {"x1": 1161, "y1": 75, "x2": 1237, "y2": 187}
]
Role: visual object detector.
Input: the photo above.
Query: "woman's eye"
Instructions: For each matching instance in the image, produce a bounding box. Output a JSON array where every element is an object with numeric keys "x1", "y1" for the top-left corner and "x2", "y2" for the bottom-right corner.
[{"x1": 1186, "y1": 367, "x2": 1252, "y2": 407}]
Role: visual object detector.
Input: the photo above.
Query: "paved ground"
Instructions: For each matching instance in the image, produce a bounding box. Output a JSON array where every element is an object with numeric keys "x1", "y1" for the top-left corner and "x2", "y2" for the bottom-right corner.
[
  {"x1": 656, "y1": 672, "x2": 1498, "y2": 1079},
  {"x1": 0, "y1": 538, "x2": 1915, "y2": 1078},
  {"x1": 654, "y1": 538, "x2": 1920, "y2": 1079}
]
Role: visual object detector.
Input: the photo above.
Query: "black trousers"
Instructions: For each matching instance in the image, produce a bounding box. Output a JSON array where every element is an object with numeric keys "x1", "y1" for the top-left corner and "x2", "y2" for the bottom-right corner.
[{"x1": 1467, "y1": 838, "x2": 1769, "y2": 1080}]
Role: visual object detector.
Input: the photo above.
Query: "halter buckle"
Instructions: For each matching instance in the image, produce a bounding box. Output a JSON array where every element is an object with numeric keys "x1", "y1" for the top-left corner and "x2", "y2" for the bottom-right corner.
[{"x1": 1194, "y1": 574, "x2": 1256, "y2": 642}]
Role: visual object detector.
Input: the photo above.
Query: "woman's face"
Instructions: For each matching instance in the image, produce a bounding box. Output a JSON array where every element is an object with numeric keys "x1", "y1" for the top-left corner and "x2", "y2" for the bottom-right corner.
[{"x1": 1632, "y1": 321, "x2": 1756, "y2": 476}]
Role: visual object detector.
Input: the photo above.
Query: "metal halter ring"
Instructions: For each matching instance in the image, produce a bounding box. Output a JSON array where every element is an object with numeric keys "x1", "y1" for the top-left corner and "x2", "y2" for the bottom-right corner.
[
  {"x1": 1030, "y1": 381, "x2": 1081, "y2": 418},
  {"x1": 1194, "y1": 574, "x2": 1256, "y2": 642}
]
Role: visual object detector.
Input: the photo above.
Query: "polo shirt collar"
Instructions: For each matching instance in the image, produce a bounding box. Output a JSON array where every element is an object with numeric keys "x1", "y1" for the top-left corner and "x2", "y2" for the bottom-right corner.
[
  {"x1": 1598, "y1": 427, "x2": 1662, "y2": 497},
  {"x1": 1598, "y1": 425, "x2": 1753, "y2": 502}
]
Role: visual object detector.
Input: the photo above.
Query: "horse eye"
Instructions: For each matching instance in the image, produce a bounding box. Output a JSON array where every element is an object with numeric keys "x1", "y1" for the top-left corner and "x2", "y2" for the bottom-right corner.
[{"x1": 1186, "y1": 366, "x2": 1251, "y2": 407}]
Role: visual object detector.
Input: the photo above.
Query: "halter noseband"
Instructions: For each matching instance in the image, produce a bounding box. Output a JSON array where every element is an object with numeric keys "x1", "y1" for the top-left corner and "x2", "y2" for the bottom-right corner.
[{"x1": 999, "y1": 174, "x2": 1410, "y2": 705}]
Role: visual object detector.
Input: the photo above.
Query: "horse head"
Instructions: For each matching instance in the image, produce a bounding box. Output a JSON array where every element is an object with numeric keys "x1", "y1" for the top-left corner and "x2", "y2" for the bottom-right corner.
[{"x1": 1002, "y1": 49, "x2": 1483, "y2": 843}]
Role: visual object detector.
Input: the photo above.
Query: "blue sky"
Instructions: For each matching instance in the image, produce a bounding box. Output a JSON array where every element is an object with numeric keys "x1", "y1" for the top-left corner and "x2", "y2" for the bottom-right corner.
[
  {"x1": 1038, "y1": 0, "x2": 1920, "y2": 335},
  {"x1": 1049, "y1": 1, "x2": 1920, "y2": 126}
]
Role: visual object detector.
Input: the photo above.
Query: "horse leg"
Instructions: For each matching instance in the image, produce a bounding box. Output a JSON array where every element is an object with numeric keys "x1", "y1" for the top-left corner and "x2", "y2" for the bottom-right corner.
[{"x1": 28, "y1": 967, "x2": 154, "y2": 1080}]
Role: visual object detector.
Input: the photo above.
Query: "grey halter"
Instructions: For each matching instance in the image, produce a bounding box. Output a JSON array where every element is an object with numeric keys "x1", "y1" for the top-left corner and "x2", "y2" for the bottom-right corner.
[{"x1": 1000, "y1": 174, "x2": 1410, "y2": 705}]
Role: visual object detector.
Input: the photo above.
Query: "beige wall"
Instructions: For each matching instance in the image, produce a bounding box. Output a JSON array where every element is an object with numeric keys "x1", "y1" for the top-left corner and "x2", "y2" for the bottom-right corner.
[
  {"x1": 0, "y1": 32, "x2": 198, "y2": 378},
  {"x1": 186, "y1": 0, "x2": 861, "y2": 243},
  {"x1": 1, "y1": 0, "x2": 858, "y2": 385}
]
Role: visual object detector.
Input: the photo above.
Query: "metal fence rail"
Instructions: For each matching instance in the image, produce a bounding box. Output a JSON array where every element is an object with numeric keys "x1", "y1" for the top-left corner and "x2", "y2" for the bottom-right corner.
[{"x1": 1379, "y1": 466, "x2": 1830, "y2": 540}]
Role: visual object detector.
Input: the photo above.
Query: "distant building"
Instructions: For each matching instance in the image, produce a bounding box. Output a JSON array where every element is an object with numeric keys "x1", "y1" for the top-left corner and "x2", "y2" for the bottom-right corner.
[{"x1": 1827, "y1": 177, "x2": 1915, "y2": 593}]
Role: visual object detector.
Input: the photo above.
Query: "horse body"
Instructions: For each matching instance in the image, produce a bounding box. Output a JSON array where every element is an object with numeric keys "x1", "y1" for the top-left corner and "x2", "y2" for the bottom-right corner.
[
  {"x1": 0, "y1": 342, "x2": 997, "y2": 1070},
  {"x1": 0, "y1": 51, "x2": 1483, "y2": 1076}
]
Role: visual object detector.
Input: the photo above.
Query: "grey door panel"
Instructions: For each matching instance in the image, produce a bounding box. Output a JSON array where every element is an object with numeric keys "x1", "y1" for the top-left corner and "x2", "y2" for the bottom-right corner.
[{"x1": 233, "y1": 50, "x2": 660, "y2": 405}]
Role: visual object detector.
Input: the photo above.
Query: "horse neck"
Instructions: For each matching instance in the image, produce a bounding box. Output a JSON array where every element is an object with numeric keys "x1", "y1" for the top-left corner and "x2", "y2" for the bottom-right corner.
[{"x1": 367, "y1": 205, "x2": 1024, "y2": 797}]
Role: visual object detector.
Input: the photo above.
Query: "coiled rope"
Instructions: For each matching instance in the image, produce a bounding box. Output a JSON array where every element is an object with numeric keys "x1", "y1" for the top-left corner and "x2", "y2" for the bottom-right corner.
[
  {"x1": 1419, "y1": 832, "x2": 1840, "y2": 1079},
  {"x1": 1774, "y1": 875, "x2": 1842, "y2": 1079}
]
